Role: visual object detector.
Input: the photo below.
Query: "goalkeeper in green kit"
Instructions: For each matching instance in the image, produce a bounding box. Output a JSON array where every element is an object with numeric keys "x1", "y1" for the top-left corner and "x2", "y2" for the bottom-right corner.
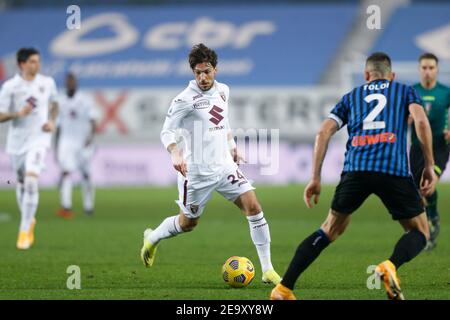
[{"x1": 410, "y1": 53, "x2": 450, "y2": 251}]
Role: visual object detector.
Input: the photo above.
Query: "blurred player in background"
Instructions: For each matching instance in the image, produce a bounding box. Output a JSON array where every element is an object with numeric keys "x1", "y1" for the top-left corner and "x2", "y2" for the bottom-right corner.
[
  {"x1": 271, "y1": 52, "x2": 436, "y2": 300},
  {"x1": 0, "y1": 47, "x2": 58, "y2": 250},
  {"x1": 140, "y1": 44, "x2": 281, "y2": 285},
  {"x1": 55, "y1": 72, "x2": 97, "y2": 219},
  {"x1": 409, "y1": 53, "x2": 450, "y2": 251}
]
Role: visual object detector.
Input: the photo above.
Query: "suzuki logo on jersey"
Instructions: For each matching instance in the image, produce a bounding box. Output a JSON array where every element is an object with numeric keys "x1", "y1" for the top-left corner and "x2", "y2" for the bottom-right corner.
[
  {"x1": 209, "y1": 105, "x2": 224, "y2": 125},
  {"x1": 352, "y1": 132, "x2": 396, "y2": 147}
]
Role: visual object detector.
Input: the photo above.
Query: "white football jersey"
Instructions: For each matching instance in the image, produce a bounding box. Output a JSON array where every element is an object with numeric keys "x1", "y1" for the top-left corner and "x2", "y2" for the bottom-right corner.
[
  {"x1": 57, "y1": 91, "x2": 98, "y2": 148},
  {"x1": 161, "y1": 80, "x2": 234, "y2": 176},
  {"x1": 0, "y1": 73, "x2": 58, "y2": 155}
]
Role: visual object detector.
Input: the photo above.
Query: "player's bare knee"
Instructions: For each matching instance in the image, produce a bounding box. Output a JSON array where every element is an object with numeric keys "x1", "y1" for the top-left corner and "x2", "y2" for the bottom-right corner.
[
  {"x1": 180, "y1": 220, "x2": 198, "y2": 232},
  {"x1": 321, "y1": 210, "x2": 349, "y2": 241},
  {"x1": 179, "y1": 215, "x2": 199, "y2": 232},
  {"x1": 320, "y1": 225, "x2": 339, "y2": 242},
  {"x1": 25, "y1": 172, "x2": 38, "y2": 178},
  {"x1": 401, "y1": 214, "x2": 430, "y2": 241},
  {"x1": 417, "y1": 223, "x2": 430, "y2": 241},
  {"x1": 245, "y1": 202, "x2": 262, "y2": 216}
]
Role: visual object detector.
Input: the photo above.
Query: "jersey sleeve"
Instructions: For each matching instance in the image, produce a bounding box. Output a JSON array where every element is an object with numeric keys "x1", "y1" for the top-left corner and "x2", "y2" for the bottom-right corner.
[
  {"x1": 160, "y1": 98, "x2": 192, "y2": 150},
  {"x1": 0, "y1": 82, "x2": 12, "y2": 113},
  {"x1": 48, "y1": 78, "x2": 58, "y2": 103},
  {"x1": 328, "y1": 93, "x2": 350, "y2": 129},
  {"x1": 405, "y1": 85, "x2": 422, "y2": 107}
]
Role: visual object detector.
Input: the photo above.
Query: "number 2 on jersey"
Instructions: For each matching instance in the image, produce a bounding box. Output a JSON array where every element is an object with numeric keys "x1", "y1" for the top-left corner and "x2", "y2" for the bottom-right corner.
[{"x1": 363, "y1": 93, "x2": 386, "y2": 130}]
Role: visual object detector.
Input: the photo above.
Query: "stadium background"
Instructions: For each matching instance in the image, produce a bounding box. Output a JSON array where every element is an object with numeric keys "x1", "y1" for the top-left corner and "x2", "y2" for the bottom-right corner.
[
  {"x1": 0, "y1": 0, "x2": 449, "y2": 187},
  {"x1": 0, "y1": 0, "x2": 449, "y2": 300}
]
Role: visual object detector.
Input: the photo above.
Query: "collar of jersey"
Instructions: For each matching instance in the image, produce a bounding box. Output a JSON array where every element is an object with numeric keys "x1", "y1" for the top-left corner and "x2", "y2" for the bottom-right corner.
[
  {"x1": 15, "y1": 73, "x2": 40, "y2": 84},
  {"x1": 189, "y1": 80, "x2": 218, "y2": 96}
]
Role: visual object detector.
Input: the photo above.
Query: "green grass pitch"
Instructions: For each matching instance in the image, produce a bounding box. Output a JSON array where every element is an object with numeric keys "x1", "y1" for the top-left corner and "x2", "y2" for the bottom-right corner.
[{"x1": 0, "y1": 184, "x2": 449, "y2": 300}]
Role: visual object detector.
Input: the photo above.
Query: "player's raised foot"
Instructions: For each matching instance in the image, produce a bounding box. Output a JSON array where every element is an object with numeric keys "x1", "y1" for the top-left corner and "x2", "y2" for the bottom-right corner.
[
  {"x1": 141, "y1": 228, "x2": 158, "y2": 268},
  {"x1": 56, "y1": 207, "x2": 74, "y2": 220},
  {"x1": 375, "y1": 260, "x2": 404, "y2": 300},
  {"x1": 28, "y1": 218, "x2": 36, "y2": 246},
  {"x1": 270, "y1": 283, "x2": 297, "y2": 300},
  {"x1": 16, "y1": 231, "x2": 30, "y2": 250},
  {"x1": 262, "y1": 269, "x2": 282, "y2": 285}
]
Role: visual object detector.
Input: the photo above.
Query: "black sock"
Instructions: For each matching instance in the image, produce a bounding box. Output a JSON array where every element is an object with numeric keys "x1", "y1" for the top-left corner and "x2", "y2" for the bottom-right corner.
[
  {"x1": 389, "y1": 229, "x2": 427, "y2": 269},
  {"x1": 281, "y1": 229, "x2": 331, "y2": 290}
]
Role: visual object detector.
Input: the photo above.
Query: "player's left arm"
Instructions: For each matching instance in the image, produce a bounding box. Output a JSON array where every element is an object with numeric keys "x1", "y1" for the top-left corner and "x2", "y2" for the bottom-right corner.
[
  {"x1": 224, "y1": 86, "x2": 245, "y2": 164},
  {"x1": 42, "y1": 79, "x2": 59, "y2": 132},
  {"x1": 227, "y1": 122, "x2": 245, "y2": 164}
]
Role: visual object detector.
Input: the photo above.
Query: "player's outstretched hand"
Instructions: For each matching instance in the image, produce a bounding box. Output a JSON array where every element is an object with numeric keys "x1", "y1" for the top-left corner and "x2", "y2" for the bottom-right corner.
[
  {"x1": 231, "y1": 148, "x2": 246, "y2": 165},
  {"x1": 17, "y1": 103, "x2": 33, "y2": 118},
  {"x1": 420, "y1": 165, "x2": 437, "y2": 197},
  {"x1": 42, "y1": 121, "x2": 55, "y2": 132},
  {"x1": 444, "y1": 129, "x2": 450, "y2": 143},
  {"x1": 304, "y1": 179, "x2": 321, "y2": 208},
  {"x1": 171, "y1": 149, "x2": 187, "y2": 177}
]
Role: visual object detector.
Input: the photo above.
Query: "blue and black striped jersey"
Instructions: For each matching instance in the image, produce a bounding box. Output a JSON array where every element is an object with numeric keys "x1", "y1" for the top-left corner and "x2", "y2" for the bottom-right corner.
[{"x1": 329, "y1": 79, "x2": 422, "y2": 177}]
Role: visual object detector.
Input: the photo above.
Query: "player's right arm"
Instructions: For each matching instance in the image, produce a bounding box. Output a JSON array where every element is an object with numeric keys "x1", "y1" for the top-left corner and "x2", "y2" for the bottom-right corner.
[
  {"x1": 160, "y1": 98, "x2": 191, "y2": 177},
  {"x1": 409, "y1": 103, "x2": 437, "y2": 196},
  {"x1": 0, "y1": 82, "x2": 33, "y2": 122},
  {"x1": 304, "y1": 95, "x2": 347, "y2": 208},
  {"x1": 304, "y1": 119, "x2": 339, "y2": 208},
  {"x1": 0, "y1": 104, "x2": 33, "y2": 122}
]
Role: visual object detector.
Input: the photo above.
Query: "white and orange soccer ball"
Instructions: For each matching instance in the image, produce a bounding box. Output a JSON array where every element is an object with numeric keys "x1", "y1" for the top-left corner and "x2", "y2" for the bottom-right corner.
[{"x1": 222, "y1": 256, "x2": 255, "y2": 288}]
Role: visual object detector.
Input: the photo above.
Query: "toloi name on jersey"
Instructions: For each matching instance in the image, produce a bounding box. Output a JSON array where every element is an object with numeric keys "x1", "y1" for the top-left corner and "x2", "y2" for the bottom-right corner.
[{"x1": 363, "y1": 82, "x2": 390, "y2": 91}]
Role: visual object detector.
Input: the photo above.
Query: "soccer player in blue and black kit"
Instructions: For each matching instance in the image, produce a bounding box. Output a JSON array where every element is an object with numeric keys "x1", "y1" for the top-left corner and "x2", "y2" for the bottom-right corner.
[{"x1": 271, "y1": 52, "x2": 437, "y2": 300}]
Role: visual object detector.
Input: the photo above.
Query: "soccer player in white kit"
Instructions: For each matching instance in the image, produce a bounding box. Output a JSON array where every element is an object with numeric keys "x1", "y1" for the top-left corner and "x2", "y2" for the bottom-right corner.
[
  {"x1": 56, "y1": 73, "x2": 97, "y2": 219},
  {"x1": 140, "y1": 44, "x2": 281, "y2": 285},
  {"x1": 0, "y1": 48, "x2": 58, "y2": 250}
]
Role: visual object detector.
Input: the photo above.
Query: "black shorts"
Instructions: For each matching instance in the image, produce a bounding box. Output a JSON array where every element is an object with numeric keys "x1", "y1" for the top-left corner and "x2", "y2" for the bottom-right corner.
[
  {"x1": 410, "y1": 138, "x2": 450, "y2": 187},
  {"x1": 331, "y1": 172, "x2": 424, "y2": 220}
]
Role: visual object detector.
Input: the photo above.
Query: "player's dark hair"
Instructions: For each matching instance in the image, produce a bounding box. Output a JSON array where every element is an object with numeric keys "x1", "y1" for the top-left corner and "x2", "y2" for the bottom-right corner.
[
  {"x1": 188, "y1": 44, "x2": 218, "y2": 70},
  {"x1": 419, "y1": 53, "x2": 438, "y2": 64},
  {"x1": 365, "y1": 52, "x2": 392, "y2": 77},
  {"x1": 66, "y1": 72, "x2": 77, "y2": 80},
  {"x1": 16, "y1": 47, "x2": 40, "y2": 65}
]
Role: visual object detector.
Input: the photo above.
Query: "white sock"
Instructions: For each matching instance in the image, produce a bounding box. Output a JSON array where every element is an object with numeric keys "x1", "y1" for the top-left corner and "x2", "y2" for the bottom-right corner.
[
  {"x1": 60, "y1": 174, "x2": 72, "y2": 210},
  {"x1": 147, "y1": 215, "x2": 183, "y2": 245},
  {"x1": 16, "y1": 182, "x2": 24, "y2": 211},
  {"x1": 81, "y1": 175, "x2": 94, "y2": 212},
  {"x1": 20, "y1": 176, "x2": 39, "y2": 232},
  {"x1": 247, "y1": 212, "x2": 273, "y2": 273}
]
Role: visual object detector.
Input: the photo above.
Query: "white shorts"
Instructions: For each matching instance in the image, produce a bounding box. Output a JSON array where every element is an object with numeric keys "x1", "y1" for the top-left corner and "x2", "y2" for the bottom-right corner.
[
  {"x1": 57, "y1": 144, "x2": 95, "y2": 174},
  {"x1": 10, "y1": 147, "x2": 47, "y2": 181},
  {"x1": 176, "y1": 163, "x2": 255, "y2": 219}
]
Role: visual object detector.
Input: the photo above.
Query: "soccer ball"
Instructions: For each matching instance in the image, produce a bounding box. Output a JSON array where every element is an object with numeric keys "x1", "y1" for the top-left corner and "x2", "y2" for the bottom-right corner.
[{"x1": 222, "y1": 256, "x2": 255, "y2": 288}]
